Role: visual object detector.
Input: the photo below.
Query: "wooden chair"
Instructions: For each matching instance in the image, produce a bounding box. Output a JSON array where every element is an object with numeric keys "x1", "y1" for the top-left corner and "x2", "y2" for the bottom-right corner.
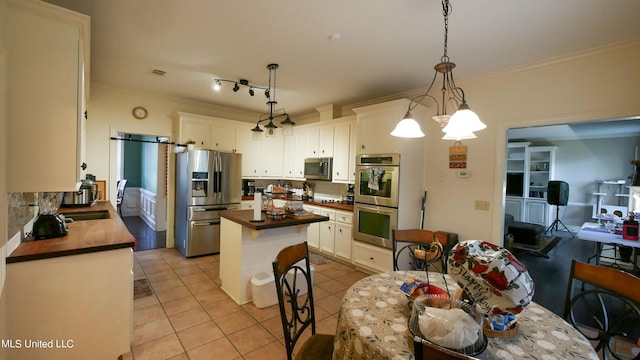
[
  {"x1": 413, "y1": 336, "x2": 480, "y2": 360},
  {"x1": 392, "y1": 229, "x2": 449, "y2": 273},
  {"x1": 272, "y1": 242, "x2": 334, "y2": 360},
  {"x1": 116, "y1": 179, "x2": 127, "y2": 217},
  {"x1": 563, "y1": 259, "x2": 640, "y2": 360}
]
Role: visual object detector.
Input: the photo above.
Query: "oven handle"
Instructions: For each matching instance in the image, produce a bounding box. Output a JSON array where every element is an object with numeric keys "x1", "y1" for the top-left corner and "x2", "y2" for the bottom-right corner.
[
  {"x1": 192, "y1": 219, "x2": 220, "y2": 226},
  {"x1": 355, "y1": 203, "x2": 397, "y2": 214}
]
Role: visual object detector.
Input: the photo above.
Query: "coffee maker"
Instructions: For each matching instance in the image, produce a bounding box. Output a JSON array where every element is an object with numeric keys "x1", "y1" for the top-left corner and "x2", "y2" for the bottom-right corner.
[
  {"x1": 32, "y1": 192, "x2": 68, "y2": 240},
  {"x1": 242, "y1": 179, "x2": 256, "y2": 196}
]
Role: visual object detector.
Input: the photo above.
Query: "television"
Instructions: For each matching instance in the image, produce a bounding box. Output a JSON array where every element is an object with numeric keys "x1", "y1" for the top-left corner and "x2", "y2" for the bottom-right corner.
[{"x1": 506, "y1": 173, "x2": 524, "y2": 196}]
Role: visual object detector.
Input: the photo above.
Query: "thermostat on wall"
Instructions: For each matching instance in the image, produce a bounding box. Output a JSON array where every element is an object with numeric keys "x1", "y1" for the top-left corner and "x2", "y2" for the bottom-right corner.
[{"x1": 457, "y1": 170, "x2": 471, "y2": 178}]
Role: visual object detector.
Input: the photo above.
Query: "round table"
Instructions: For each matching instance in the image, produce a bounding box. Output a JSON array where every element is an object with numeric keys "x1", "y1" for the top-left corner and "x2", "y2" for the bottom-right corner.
[{"x1": 332, "y1": 270, "x2": 599, "y2": 360}]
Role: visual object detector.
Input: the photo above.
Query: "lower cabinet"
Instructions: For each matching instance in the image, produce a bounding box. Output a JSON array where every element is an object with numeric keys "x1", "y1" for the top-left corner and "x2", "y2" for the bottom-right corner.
[
  {"x1": 525, "y1": 199, "x2": 549, "y2": 226},
  {"x1": 334, "y1": 211, "x2": 353, "y2": 261},
  {"x1": 304, "y1": 205, "x2": 323, "y2": 250},
  {"x1": 353, "y1": 241, "x2": 393, "y2": 274},
  {"x1": 5, "y1": 248, "x2": 133, "y2": 360},
  {"x1": 319, "y1": 209, "x2": 337, "y2": 254}
]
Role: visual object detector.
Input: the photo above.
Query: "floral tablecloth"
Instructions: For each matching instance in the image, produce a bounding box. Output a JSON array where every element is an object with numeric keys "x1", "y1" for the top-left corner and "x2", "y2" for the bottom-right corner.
[{"x1": 332, "y1": 271, "x2": 598, "y2": 360}]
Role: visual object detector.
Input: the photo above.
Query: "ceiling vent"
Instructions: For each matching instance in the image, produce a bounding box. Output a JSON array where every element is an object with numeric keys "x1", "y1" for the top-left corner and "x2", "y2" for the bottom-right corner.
[{"x1": 151, "y1": 68, "x2": 166, "y2": 76}]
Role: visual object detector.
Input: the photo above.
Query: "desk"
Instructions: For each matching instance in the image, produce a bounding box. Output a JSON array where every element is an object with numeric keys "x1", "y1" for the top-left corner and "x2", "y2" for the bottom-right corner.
[
  {"x1": 577, "y1": 222, "x2": 640, "y2": 273},
  {"x1": 333, "y1": 271, "x2": 598, "y2": 360}
]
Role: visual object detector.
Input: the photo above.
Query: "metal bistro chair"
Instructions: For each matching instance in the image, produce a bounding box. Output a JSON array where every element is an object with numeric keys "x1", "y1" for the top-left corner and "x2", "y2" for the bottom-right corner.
[
  {"x1": 563, "y1": 259, "x2": 640, "y2": 360},
  {"x1": 116, "y1": 179, "x2": 127, "y2": 217},
  {"x1": 272, "y1": 242, "x2": 334, "y2": 360},
  {"x1": 392, "y1": 229, "x2": 449, "y2": 273}
]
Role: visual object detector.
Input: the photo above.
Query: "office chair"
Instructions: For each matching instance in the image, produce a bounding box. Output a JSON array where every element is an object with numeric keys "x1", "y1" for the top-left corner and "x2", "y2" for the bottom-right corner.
[
  {"x1": 545, "y1": 180, "x2": 575, "y2": 237},
  {"x1": 563, "y1": 260, "x2": 640, "y2": 360},
  {"x1": 273, "y1": 242, "x2": 334, "y2": 360}
]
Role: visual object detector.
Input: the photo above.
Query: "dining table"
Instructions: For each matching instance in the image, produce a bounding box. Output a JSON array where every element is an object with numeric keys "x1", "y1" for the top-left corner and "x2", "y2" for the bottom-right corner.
[{"x1": 332, "y1": 270, "x2": 599, "y2": 360}]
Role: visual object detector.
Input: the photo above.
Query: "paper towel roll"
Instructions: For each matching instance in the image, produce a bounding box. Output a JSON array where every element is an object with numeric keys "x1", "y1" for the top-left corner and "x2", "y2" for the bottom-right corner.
[{"x1": 253, "y1": 192, "x2": 262, "y2": 220}]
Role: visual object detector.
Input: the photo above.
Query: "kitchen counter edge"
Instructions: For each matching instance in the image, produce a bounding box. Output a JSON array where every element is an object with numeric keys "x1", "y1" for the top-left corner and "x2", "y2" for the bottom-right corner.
[
  {"x1": 220, "y1": 209, "x2": 330, "y2": 230},
  {"x1": 6, "y1": 201, "x2": 134, "y2": 264}
]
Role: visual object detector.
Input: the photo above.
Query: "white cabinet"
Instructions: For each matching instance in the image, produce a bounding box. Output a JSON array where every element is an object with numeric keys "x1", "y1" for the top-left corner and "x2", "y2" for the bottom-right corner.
[
  {"x1": 319, "y1": 209, "x2": 337, "y2": 254},
  {"x1": 353, "y1": 99, "x2": 427, "y2": 155},
  {"x1": 175, "y1": 113, "x2": 237, "y2": 151},
  {"x1": 6, "y1": 0, "x2": 90, "y2": 192},
  {"x1": 505, "y1": 197, "x2": 523, "y2": 221},
  {"x1": 353, "y1": 241, "x2": 393, "y2": 274},
  {"x1": 332, "y1": 123, "x2": 351, "y2": 182},
  {"x1": 304, "y1": 205, "x2": 323, "y2": 250},
  {"x1": 241, "y1": 200, "x2": 255, "y2": 210},
  {"x1": 525, "y1": 199, "x2": 548, "y2": 225},
  {"x1": 236, "y1": 124, "x2": 283, "y2": 179},
  {"x1": 334, "y1": 211, "x2": 353, "y2": 261},
  {"x1": 306, "y1": 126, "x2": 334, "y2": 158},
  {"x1": 505, "y1": 143, "x2": 556, "y2": 226},
  {"x1": 283, "y1": 130, "x2": 306, "y2": 179}
]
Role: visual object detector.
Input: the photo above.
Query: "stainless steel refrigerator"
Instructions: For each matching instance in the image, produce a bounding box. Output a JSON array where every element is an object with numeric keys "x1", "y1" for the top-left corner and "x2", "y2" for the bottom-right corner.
[{"x1": 175, "y1": 149, "x2": 241, "y2": 257}]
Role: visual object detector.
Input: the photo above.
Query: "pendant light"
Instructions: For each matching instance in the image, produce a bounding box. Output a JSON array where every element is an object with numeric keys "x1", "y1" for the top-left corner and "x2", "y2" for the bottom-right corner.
[
  {"x1": 250, "y1": 63, "x2": 295, "y2": 140},
  {"x1": 391, "y1": 0, "x2": 486, "y2": 139}
]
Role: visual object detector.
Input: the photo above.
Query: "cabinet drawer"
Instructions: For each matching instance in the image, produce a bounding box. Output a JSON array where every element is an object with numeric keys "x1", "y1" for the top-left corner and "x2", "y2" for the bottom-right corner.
[
  {"x1": 353, "y1": 241, "x2": 392, "y2": 273},
  {"x1": 320, "y1": 209, "x2": 336, "y2": 221},
  {"x1": 335, "y1": 211, "x2": 353, "y2": 224}
]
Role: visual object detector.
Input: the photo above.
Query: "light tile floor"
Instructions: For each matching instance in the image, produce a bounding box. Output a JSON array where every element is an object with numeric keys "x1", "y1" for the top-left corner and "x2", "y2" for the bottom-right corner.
[{"x1": 121, "y1": 247, "x2": 369, "y2": 360}]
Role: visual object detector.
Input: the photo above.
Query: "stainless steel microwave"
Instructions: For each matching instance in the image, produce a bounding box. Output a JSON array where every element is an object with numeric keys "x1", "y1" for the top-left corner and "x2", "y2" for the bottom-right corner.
[{"x1": 304, "y1": 158, "x2": 332, "y2": 181}]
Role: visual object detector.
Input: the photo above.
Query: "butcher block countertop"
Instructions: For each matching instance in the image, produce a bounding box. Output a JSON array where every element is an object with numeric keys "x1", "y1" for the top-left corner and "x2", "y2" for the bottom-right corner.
[
  {"x1": 220, "y1": 209, "x2": 329, "y2": 230},
  {"x1": 6, "y1": 201, "x2": 134, "y2": 264}
]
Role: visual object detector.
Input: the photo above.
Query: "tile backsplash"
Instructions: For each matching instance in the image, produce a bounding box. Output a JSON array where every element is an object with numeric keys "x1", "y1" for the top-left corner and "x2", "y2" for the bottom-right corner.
[{"x1": 7, "y1": 192, "x2": 37, "y2": 239}]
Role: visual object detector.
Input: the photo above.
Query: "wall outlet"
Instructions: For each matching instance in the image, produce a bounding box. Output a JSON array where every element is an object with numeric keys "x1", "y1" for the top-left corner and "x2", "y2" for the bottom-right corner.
[
  {"x1": 457, "y1": 170, "x2": 471, "y2": 178},
  {"x1": 474, "y1": 200, "x2": 490, "y2": 211}
]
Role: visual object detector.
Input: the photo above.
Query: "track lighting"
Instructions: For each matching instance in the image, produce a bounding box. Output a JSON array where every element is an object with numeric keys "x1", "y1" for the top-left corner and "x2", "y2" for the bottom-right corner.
[
  {"x1": 249, "y1": 87, "x2": 254, "y2": 96},
  {"x1": 232, "y1": 83, "x2": 240, "y2": 92},
  {"x1": 213, "y1": 78, "x2": 269, "y2": 96},
  {"x1": 213, "y1": 80, "x2": 221, "y2": 91}
]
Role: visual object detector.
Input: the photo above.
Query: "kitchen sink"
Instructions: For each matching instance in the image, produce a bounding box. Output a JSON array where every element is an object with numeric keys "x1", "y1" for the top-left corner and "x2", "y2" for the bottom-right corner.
[{"x1": 60, "y1": 210, "x2": 111, "y2": 221}]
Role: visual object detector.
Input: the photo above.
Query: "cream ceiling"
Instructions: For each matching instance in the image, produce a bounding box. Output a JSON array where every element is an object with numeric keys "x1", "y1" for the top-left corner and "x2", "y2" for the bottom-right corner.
[{"x1": 43, "y1": 0, "x2": 640, "y2": 119}]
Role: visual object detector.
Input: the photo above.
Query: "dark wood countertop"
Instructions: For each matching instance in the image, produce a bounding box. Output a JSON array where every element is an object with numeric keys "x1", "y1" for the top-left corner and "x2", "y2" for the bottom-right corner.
[
  {"x1": 240, "y1": 196, "x2": 354, "y2": 212},
  {"x1": 6, "y1": 201, "x2": 134, "y2": 264},
  {"x1": 220, "y1": 209, "x2": 329, "y2": 230}
]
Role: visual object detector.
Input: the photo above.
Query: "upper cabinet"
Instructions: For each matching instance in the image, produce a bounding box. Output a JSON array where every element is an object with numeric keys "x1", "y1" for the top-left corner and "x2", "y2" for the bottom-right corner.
[
  {"x1": 6, "y1": 0, "x2": 90, "y2": 192},
  {"x1": 306, "y1": 126, "x2": 334, "y2": 158},
  {"x1": 353, "y1": 99, "x2": 427, "y2": 155},
  {"x1": 235, "y1": 123, "x2": 284, "y2": 179},
  {"x1": 332, "y1": 121, "x2": 353, "y2": 183},
  {"x1": 283, "y1": 130, "x2": 306, "y2": 179},
  {"x1": 175, "y1": 112, "x2": 237, "y2": 151}
]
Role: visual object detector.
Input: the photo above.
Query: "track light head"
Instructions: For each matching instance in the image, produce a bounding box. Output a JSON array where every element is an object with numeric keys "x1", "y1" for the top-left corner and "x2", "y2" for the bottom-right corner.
[
  {"x1": 249, "y1": 87, "x2": 254, "y2": 96},
  {"x1": 264, "y1": 89, "x2": 270, "y2": 98},
  {"x1": 232, "y1": 83, "x2": 240, "y2": 92}
]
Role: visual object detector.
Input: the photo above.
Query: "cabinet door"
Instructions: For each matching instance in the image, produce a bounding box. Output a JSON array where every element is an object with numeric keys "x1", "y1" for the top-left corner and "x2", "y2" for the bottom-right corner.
[
  {"x1": 259, "y1": 134, "x2": 284, "y2": 178},
  {"x1": 332, "y1": 123, "x2": 350, "y2": 182},
  {"x1": 7, "y1": 3, "x2": 88, "y2": 192},
  {"x1": 211, "y1": 122, "x2": 236, "y2": 151},
  {"x1": 293, "y1": 132, "x2": 306, "y2": 179},
  {"x1": 304, "y1": 206, "x2": 322, "y2": 250},
  {"x1": 318, "y1": 126, "x2": 334, "y2": 157},
  {"x1": 525, "y1": 199, "x2": 548, "y2": 226},
  {"x1": 182, "y1": 119, "x2": 211, "y2": 149},
  {"x1": 335, "y1": 223, "x2": 352, "y2": 260},
  {"x1": 236, "y1": 127, "x2": 260, "y2": 177},
  {"x1": 305, "y1": 127, "x2": 320, "y2": 158},
  {"x1": 505, "y1": 197, "x2": 523, "y2": 222},
  {"x1": 320, "y1": 221, "x2": 335, "y2": 254}
]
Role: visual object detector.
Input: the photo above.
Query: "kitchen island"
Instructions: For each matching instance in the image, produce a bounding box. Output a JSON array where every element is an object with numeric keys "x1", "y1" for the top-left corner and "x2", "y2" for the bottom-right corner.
[
  {"x1": 219, "y1": 209, "x2": 329, "y2": 304},
  {"x1": 4, "y1": 201, "x2": 133, "y2": 360}
]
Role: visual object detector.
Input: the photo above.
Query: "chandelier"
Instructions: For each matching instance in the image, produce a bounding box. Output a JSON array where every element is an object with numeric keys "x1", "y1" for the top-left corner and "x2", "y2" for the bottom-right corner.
[
  {"x1": 390, "y1": 0, "x2": 486, "y2": 140},
  {"x1": 250, "y1": 64, "x2": 294, "y2": 140}
]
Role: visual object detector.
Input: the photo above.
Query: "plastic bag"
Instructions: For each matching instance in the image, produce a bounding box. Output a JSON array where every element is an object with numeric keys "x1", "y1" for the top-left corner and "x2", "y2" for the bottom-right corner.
[{"x1": 418, "y1": 307, "x2": 480, "y2": 349}]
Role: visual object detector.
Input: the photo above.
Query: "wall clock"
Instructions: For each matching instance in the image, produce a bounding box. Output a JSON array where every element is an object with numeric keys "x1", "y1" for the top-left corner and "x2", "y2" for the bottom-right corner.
[{"x1": 132, "y1": 106, "x2": 148, "y2": 119}]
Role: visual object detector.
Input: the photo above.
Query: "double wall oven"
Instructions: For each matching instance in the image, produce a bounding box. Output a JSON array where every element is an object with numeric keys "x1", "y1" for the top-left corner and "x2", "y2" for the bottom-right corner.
[{"x1": 353, "y1": 154, "x2": 401, "y2": 249}]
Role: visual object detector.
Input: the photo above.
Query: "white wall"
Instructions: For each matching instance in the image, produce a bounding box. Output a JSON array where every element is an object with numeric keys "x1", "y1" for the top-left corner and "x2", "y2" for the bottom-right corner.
[{"x1": 0, "y1": 0, "x2": 8, "y2": 352}]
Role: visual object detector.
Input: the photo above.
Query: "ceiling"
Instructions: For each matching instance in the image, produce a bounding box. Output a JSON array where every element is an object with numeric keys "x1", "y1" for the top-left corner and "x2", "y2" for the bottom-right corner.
[{"x1": 43, "y1": 0, "x2": 640, "y2": 120}]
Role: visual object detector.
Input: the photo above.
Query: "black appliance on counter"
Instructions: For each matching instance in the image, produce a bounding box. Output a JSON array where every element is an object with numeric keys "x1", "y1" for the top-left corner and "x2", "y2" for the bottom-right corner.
[
  {"x1": 31, "y1": 192, "x2": 68, "y2": 240},
  {"x1": 242, "y1": 179, "x2": 255, "y2": 196}
]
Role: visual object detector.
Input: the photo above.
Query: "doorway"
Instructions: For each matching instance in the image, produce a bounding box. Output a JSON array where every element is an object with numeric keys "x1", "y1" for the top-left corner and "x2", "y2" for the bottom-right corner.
[{"x1": 116, "y1": 133, "x2": 168, "y2": 251}]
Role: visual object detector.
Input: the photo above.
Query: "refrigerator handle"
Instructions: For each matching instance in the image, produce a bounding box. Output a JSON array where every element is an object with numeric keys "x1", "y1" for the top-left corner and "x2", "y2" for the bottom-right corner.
[{"x1": 216, "y1": 153, "x2": 222, "y2": 194}]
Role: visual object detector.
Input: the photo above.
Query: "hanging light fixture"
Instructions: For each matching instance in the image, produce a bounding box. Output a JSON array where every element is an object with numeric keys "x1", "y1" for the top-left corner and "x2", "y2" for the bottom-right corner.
[
  {"x1": 391, "y1": 0, "x2": 486, "y2": 139},
  {"x1": 250, "y1": 63, "x2": 295, "y2": 140}
]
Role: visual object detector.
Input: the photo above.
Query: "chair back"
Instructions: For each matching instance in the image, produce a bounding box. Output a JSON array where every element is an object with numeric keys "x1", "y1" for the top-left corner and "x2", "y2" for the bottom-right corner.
[
  {"x1": 272, "y1": 242, "x2": 318, "y2": 360},
  {"x1": 393, "y1": 229, "x2": 447, "y2": 273},
  {"x1": 563, "y1": 260, "x2": 640, "y2": 359},
  {"x1": 414, "y1": 336, "x2": 480, "y2": 360},
  {"x1": 116, "y1": 179, "x2": 128, "y2": 203}
]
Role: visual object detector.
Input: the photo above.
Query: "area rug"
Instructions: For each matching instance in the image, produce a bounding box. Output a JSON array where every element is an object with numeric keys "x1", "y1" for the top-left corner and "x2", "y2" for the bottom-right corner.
[
  {"x1": 511, "y1": 235, "x2": 560, "y2": 258},
  {"x1": 309, "y1": 252, "x2": 332, "y2": 265},
  {"x1": 133, "y1": 278, "x2": 153, "y2": 300}
]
